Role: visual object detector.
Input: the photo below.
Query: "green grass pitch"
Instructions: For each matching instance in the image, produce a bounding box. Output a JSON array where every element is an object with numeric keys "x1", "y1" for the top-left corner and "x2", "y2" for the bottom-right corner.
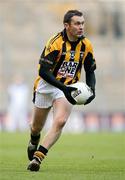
[{"x1": 0, "y1": 132, "x2": 125, "y2": 180}]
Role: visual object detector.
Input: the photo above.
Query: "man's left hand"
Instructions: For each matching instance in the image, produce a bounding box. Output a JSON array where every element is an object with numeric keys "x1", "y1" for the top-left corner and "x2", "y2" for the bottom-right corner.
[{"x1": 84, "y1": 88, "x2": 95, "y2": 105}]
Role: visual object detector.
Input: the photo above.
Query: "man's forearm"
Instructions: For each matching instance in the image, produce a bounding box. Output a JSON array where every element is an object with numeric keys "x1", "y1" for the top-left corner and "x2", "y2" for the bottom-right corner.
[
  {"x1": 39, "y1": 66, "x2": 66, "y2": 91},
  {"x1": 85, "y1": 71, "x2": 96, "y2": 90}
]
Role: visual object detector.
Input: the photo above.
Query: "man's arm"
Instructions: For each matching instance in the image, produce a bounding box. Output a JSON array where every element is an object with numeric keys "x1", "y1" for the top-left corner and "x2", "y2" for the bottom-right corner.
[
  {"x1": 86, "y1": 71, "x2": 96, "y2": 91},
  {"x1": 83, "y1": 42, "x2": 96, "y2": 105},
  {"x1": 84, "y1": 71, "x2": 96, "y2": 105}
]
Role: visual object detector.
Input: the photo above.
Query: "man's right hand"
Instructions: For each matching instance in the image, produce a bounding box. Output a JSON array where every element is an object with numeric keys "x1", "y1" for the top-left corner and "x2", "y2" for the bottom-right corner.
[{"x1": 63, "y1": 86, "x2": 77, "y2": 105}]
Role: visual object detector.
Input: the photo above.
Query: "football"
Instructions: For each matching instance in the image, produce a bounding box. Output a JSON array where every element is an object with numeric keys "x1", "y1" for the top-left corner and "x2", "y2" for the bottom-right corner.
[{"x1": 69, "y1": 82, "x2": 93, "y2": 105}]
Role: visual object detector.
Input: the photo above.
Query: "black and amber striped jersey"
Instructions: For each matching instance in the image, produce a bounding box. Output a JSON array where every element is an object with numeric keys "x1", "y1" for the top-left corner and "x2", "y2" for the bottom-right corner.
[{"x1": 34, "y1": 29, "x2": 96, "y2": 90}]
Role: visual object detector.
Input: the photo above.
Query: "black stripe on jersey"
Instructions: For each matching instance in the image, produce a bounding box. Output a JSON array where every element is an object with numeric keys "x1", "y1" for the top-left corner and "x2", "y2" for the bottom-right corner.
[
  {"x1": 69, "y1": 41, "x2": 79, "y2": 62},
  {"x1": 53, "y1": 42, "x2": 66, "y2": 77},
  {"x1": 49, "y1": 34, "x2": 59, "y2": 45}
]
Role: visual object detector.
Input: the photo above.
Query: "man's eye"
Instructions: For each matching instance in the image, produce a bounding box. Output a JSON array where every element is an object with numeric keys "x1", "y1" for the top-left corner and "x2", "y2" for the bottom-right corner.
[
  {"x1": 75, "y1": 22, "x2": 84, "y2": 25},
  {"x1": 75, "y1": 22, "x2": 80, "y2": 25}
]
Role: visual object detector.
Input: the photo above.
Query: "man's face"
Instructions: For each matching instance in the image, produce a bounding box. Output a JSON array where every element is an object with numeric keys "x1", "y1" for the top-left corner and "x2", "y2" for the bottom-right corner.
[{"x1": 65, "y1": 15, "x2": 85, "y2": 40}]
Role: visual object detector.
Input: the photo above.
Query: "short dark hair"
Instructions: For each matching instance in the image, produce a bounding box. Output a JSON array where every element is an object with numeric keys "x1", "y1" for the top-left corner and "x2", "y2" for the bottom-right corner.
[{"x1": 63, "y1": 10, "x2": 83, "y2": 24}]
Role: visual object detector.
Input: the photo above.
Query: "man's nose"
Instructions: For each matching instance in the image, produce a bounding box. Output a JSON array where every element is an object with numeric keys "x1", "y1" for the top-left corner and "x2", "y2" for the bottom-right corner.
[{"x1": 79, "y1": 24, "x2": 83, "y2": 29}]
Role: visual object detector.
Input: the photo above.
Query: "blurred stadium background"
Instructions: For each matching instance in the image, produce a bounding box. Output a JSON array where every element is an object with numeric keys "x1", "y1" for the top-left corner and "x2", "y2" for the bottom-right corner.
[{"x1": 0, "y1": 0, "x2": 125, "y2": 132}]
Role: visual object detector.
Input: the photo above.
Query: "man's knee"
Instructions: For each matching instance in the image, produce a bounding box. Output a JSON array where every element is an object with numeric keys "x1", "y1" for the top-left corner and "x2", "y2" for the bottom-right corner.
[{"x1": 54, "y1": 116, "x2": 67, "y2": 130}]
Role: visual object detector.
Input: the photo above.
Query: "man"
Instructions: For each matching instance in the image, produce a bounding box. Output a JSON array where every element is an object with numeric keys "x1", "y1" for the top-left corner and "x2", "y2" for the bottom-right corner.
[{"x1": 27, "y1": 10, "x2": 96, "y2": 171}]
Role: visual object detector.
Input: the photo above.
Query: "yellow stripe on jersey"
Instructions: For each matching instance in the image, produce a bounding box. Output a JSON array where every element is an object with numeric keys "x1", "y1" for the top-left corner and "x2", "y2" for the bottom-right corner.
[{"x1": 83, "y1": 38, "x2": 93, "y2": 58}]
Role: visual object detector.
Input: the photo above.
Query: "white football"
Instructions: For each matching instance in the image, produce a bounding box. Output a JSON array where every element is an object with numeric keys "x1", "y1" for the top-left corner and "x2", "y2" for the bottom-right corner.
[{"x1": 69, "y1": 82, "x2": 93, "y2": 105}]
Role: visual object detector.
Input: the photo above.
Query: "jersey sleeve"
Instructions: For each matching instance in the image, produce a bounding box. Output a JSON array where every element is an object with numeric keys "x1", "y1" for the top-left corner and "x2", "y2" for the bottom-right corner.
[
  {"x1": 84, "y1": 41, "x2": 96, "y2": 72},
  {"x1": 39, "y1": 36, "x2": 60, "y2": 71}
]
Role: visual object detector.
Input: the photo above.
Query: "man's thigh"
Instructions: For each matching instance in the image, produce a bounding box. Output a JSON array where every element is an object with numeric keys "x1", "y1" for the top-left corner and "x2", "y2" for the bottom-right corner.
[{"x1": 52, "y1": 97, "x2": 73, "y2": 122}]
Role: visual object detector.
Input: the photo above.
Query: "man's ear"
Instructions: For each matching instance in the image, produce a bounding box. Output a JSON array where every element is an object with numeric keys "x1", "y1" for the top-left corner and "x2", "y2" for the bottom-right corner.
[{"x1": 64, "y1": 23, "x2": 69, "y2": 30}]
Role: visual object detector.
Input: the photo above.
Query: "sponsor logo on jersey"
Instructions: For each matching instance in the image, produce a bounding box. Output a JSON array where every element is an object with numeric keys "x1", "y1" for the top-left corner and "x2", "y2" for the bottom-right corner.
[{"x1": 57, "y1": 61, "x2": 78, "y2": 78}]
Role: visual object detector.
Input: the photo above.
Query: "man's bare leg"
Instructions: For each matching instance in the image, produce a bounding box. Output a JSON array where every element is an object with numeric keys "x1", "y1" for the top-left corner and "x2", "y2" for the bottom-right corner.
[{"x1": 27, "y1": 106, "x2": 50, "y2": 161}]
